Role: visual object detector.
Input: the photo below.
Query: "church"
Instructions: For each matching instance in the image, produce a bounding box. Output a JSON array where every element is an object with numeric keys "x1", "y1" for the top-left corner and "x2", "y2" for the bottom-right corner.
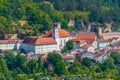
[{"x1": 21, "y1": 22, "x2": 72, "y2": 54}]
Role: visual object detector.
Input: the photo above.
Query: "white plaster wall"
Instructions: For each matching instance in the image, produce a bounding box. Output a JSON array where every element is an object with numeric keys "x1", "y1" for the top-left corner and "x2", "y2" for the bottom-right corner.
[
  {"x1": 0, "y1": 44, "x2": 15, "y2": 50},
  {"x1": 56, "y1": 36, "x2": 71, "y2": 50},
  {"x1": 82, "y1": 53, "x2": 93, "y2": 59},
  {"x1": 92, "y1": 41, "x2": 98, "y2": 49},
  {"x1": 35, "y1": 44, "x2": 57, "y2": 54},
  {"x1": 99, "y1": 42, "x2": 109, "y2": 48},
  {"x1": 97, "y1": 54, "x2": 107, "y2": 63},
  {"x1": 88, "y1": 47, "x2": 94, "y2": 53}
]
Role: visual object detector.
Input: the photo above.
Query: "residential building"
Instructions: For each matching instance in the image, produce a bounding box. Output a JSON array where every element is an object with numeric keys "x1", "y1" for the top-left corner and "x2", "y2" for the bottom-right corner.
[
  {"x1": 80, "y1": 52, "x2": 94, "y2": 59},
  {"x1": 80, "y1": 45, "x2": 95, "y2": 53},
  {"x1": 94, "y1": 52, "x2": 108, "y2": 63},
  {"x1": 102, "y1": 32, "x2": 120, "y2": 39},
  {"x1": 21, "y1": 36, "x2": 57, "y2": 54},
  {"x1": 61, "y1": 54, "x2": 74, "y2": 62},
  {"x1": 0, "y1": 40, "x2": 22, "y2": 50},
  {"x1": 92, "y1": 40, "x2": 110, "y2": 49},
  {"x1": 72, "y1": 32, "x2": 96, "y2": 49}
]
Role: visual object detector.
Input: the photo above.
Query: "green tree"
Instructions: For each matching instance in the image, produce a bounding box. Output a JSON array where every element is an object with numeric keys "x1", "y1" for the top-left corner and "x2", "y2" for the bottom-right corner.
[
  {"x1": 15, "y1": 54, "x2": 27, "y2": 68},
  {"x1": 55, "y1": 61, "x2": 69, "y2": 76},
  {"x1": 5, "y1": 53, "x2": 16, "y2": 70},
  {"x1": 47, "y1": 53, "x2": 62, "y2": 65},
  {"x1": 0, "y1": 56, "x2": 13, "y2": 79},
  {"x1": 26, "y1": 59, "x2": 38, "y2": 73},
  {"x1": 63, "y1": 40, "x2": 73, "y2": 52},
  {"x1": 110, "y1": 52, "x2": 120, "y2": 64},
  {"x1": 82, "y1": 58, "x2": 92, "y2": 67},
  {"x1": 37, "y1": 57, "x2": 43, "y2": 72}
]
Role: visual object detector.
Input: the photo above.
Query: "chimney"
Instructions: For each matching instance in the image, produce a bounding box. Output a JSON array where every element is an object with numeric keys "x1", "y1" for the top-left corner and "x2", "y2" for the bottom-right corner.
[
  {"x1": 57, "y1": 22, "x2": 61, "y2": 29},
  {"x1": 88, "y1": 24, "x2": 91, "y2": 32},
  {"x1": 98, "y1": 27, "x2": 103, "y2": 37}
]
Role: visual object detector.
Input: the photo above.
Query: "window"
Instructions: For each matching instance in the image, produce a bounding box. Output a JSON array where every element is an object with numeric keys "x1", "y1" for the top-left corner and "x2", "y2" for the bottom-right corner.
[
  {"x1": 64, "y1": 39, "x2": 66, "y2": 44},
  {"x1": 61, "y1": 40, "x2": 62, "y2": 45}
]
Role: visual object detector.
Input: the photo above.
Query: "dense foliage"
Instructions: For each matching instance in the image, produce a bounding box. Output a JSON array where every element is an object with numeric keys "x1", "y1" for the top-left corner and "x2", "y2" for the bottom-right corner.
[
  {"x1": 0, "y1": 52, "x2": 120, "y2": 79},
  {"x1": 0, "y1": 0, "x2": 120, "y2": 38},
  {"x1": 63, "y1": 40, "x2": 73, "y2": 52}
]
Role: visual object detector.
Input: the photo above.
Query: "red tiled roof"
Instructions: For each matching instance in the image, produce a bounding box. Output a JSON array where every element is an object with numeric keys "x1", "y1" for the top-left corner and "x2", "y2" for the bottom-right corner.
[
  {"x1": 72, "y1": 38, "x2": 85, "y2": 44},
  {"x1": 0, "y1": 40, "x2": 23, "y2": 44},
  {"x1": 71, "y1": 38, "x2": 78, "y2": 42},
  {"x1": 44, "y1": 29, "x2": 52, "y2": 37},
  {"x1": 23, "y1": 36, "x2": 57, "y2": 45},
  {"x1": 94, "y1": 52, "x2": 103, "y2": 58},
  {"x1": 44, "y1": 29, "x2": 71, "y2": 37},
  {"x1": 107, "y1": 37, "x2": 118, "y2": 42},
  {"x1": 72, "y1": 32, "x2": 96, "y2": 44},
  {"x1": 76, "y1": 33, "x2": 96, "y2": 40},
  {"x1": 80, "y1": 45, "x2": 90, "y2": 49},
  {"x1": 62, "y1": 54, "x2": 73, "y2": 59},
  {"x1": 58, "y1": 29, "x2": 71, "y2": 37}
]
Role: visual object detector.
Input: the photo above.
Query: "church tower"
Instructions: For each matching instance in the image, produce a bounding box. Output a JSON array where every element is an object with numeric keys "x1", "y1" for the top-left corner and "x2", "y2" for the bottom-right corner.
[{"x1": 52, "y1": 22, "x2": 60, "y2": 38}]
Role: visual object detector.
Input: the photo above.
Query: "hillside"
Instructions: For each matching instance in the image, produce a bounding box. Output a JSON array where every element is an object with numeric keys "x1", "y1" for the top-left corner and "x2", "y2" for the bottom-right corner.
[{"x1": 0, "y1": 0, "x2": 120, "y2": 37}]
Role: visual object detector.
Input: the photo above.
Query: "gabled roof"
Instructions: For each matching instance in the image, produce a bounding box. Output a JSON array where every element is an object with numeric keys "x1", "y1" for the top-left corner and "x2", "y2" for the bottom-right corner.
[
  {"x1": 62, "y1": 54, "x2": 73, "y2": 59},
  {"x1": 44, "y1": 29, "x2": 52, "y2": 37},
  {"x1": 97, "y1": 40, "x2": 109, "y2": 43},
  {"x1": 44, "y1": 29, "x2": 71, "y2": 37},
  {"x1": 0, "y1": 40, "x2": 23, "y2": 44},
  {"x1": 72, "y1": 38, "x2": 85, "y2": 44},
  {"x1": 107, "y1": 37, "x2": 118, "y2": 42},
  {"x1": 72, "y1": 32, "x2": 96, "y2": 44},
  {"x1": 80, "y1": 45, "x2": 90, "y2": 49},
  {"x1": 58, "y1": 29, "x2": 71, "y2": 37},
  {"x1": 76, "y1": 32, "x2": 96, "y2": 40},
  {"x1": 23, "y1": 36, "x2": 57, "y2": 45}
]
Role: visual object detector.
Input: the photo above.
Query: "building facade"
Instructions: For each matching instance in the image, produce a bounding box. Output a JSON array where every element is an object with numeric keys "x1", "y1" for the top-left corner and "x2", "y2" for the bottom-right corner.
[
  {"x1": 0, "y1": 40, "x2": 22, "y2": 50},
  {"x1": 44, "y1": 22, "x2": 72, "y2": 50},
  {"x1": 21, "y1": 36, "x2": 57, "y2": 54}
]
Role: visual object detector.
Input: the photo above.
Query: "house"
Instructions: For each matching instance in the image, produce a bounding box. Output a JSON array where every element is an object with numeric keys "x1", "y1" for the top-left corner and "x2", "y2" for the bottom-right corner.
[
  {"x1": 110, "y1": 46, "x2": 120, "y2": 53},
  {"x1": 80, "y1": 52, "x2": 94, "y2": 59},
  {"x1": 94, "y1": 48, "x2": 110, "y2": 63},
  {"x1": 0, "y1": 40, "x2": 22, "y2": 50},
  {"x1": 61, "y1": 54, "x2": 74, "y2": 62},
  {"x1": 72, "y1": 32, "x2": 96, "y2": 49},
  {"x1": 94, "y1": 52, "x2": 108, "y2": 63},
  {"x1": 102, "y1": 32, "x2": 120, "y2": 39},
  {"x1": 80, "y1": 45, "x2": 95, "y2": 53},
  {"x1": 92, "y1": 40, "x2": 110, "y2": 49},
  {"x1": 72, "y1": 39, "x2": 85, "y2": 49},
  {"x1": 108, "y1": 37, "x2": 119, "y2": 45},
  {"x1": 21, "y1": 36, "x2": 57, "y2": 54}
]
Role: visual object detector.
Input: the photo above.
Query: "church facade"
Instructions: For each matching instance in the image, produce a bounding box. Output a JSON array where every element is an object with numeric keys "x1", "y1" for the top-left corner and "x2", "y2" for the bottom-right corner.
[{"x1": 21, "y1": 22, "x2": 72, "y2": 54}]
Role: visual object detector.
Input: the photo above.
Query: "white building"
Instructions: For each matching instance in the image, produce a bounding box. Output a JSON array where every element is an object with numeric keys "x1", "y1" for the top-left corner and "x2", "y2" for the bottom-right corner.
[
  {"x1": 0, "y1": 23, "x2": 72, "y2": 54},
  {"x1": 0, "y1": 40, "x2": 22, "y2": 50},
  {"x1": 80, "y1": 52, "x2": 94, "y2": 59},
  {"x1": 92, "y1": 40, "x2": 110, "y2": 49},
  {"x1": 94, "y1": 53, "x2": 108, "y2": 63},
  {"x1": 72, "y1": 32, "x2": 96, "y2": 50},
  {"x1": 21, "y1": 36, "x2": 57, "y2": 54},
  {"x1": 44, "y1": 22, "x2": 72, "y2": 50},
  {"x1": 21, "y1": 22, "x2": 72, "y2": 54},
  {"x1": 80, "y1": 45, "x2": 95, "y2": 53}
]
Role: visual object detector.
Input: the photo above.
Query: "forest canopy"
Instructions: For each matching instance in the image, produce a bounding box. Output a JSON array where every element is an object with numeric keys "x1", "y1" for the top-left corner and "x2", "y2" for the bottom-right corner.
[{"x1": 0, "y1": 0, "x2": 120, "y2": 36}]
